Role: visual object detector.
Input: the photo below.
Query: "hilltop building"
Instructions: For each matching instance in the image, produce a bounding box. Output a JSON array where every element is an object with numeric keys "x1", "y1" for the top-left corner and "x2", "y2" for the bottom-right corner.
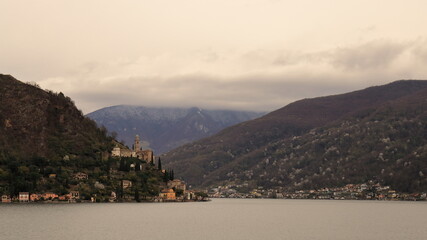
[
  {"x1": 167, "y1": 179, "x2": 186, "y2": 192},
  {"x1": 111, "y1": 135, "x2": 154, "y2": 162},
  {"x1": 73, "y1": 172, "x2": 88, "y2": 180},
  {"x1": 121, "y1": 180, "x2": 132, "y2": 189}
]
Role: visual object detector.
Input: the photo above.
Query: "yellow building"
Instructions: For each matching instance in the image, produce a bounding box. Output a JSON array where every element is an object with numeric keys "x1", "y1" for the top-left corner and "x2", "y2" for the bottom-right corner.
[
  {"x1": 42, "y1": 192, "x2": 58, "y2": 200},
  {"x1": 159, "y1": 189, "x2": 176, "y2": 201}
]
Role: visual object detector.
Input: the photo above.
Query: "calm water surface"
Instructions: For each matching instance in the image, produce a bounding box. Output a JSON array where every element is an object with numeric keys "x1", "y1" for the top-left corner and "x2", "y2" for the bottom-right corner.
[{"x1": 0, "y1": 199, "x2": 426, "y2": 240}]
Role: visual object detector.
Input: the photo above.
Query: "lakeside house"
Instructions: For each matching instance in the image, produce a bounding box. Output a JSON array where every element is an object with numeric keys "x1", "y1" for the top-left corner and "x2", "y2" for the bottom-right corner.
[
  {"x1": 184, "y1": 190, "x2": 196, "y2": 201},
  {"x1": 58, "y1": 195, "x2": 67, "y2": 201},
  {"x1": 159, "y1": 189, "x2": 176, "y2": 201},
  {"x1": 42, "y1": 192, "x2": 58, "y2": 200},
  {"x1": 19, "y1": 192, "x2": 29, "y2": 202},
  {"x1": 109, "y1": 192, "x2": 117, "y2": 202},
  {"x1": 30, "y1": 193, "x2": 40, "y2": 201},
  {"x1": 70, "y1": 191, "x2": 80, "y2": 200},
  {"x1": 2, "y1": 195, "x2": 11, "y2": 203}
]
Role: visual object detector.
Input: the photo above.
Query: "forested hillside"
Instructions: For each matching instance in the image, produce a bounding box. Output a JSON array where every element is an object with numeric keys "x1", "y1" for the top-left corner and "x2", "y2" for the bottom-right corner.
[
  {"x1": 163, "y1": 80, "x2": 427, "y2": 193},
  {"x1": 0, "y1": 74, "x2": 164, "y2": 200}
]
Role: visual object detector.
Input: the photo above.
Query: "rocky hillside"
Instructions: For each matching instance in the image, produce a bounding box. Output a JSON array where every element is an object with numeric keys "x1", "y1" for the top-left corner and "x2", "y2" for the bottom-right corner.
[
  {"x1": 162, "y1": 80, "x2": 427, "y2": 192},
  {"x1": 0, "y1": 74, "x2": 164, "y2": 199},
  {"x1": 0, "y1": 74, "x2": 114, "y2": 161},
  {"x1": 87, "y1": 105, "x2": 264, "y2": 154}
]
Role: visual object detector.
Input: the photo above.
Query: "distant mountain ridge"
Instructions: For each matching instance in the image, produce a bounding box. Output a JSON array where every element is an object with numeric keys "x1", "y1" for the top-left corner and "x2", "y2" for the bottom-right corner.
[
  {"x1": 87, "y1": 106, "x2": 265, "y2": 154},
  {"x1": 162, "y1": 80, "x2": 427, "y2": 193}
]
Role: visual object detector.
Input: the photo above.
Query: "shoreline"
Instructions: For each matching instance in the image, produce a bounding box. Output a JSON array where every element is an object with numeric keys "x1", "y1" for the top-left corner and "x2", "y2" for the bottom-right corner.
[{"x1": 0, "y1": 199, "x2": 211, "y2": 204}]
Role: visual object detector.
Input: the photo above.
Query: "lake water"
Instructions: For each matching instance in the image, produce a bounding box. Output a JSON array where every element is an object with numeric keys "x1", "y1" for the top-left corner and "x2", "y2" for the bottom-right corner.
[{"x1": 0, "y1": 199, "x2": 426, "y2": 240}]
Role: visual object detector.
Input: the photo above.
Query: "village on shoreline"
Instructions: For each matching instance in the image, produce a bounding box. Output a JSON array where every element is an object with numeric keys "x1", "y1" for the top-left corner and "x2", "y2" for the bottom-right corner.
[
  {"x1": 1, "y1": 135, "x2": 425, "y2": 204},
  {"x1": 1, "y1": 135, "x2": 210, "y2": 204},
  {"x1": 1, "y1": 178, "x2": 209, "y2": 204},
  {"x1": 3, "y1": 180, "x2": 426, "y2": 203},
  {"x1": 209, "y1": 181, "x2": 427, "y2": 201}
]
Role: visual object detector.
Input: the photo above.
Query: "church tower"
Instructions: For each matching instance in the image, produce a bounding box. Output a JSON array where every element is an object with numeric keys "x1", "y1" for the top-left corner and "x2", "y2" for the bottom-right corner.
[{"x1": 134, "y1": 135, "x2": 141, "y2": 152}]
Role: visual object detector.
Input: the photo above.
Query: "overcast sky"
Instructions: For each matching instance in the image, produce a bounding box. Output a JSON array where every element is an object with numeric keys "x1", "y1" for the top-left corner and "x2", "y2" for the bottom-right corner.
[{"x1": 1, "y1": 0, "x2": 427, "y2": 113}]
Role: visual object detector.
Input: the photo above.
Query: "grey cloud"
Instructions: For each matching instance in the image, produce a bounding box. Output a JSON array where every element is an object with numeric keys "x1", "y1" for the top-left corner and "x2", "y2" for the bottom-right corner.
[
  {"x1": 70, "y1": 72, "x2": 364, "y2": 114},
  {"x1": 411, "y1": 41, "x2": 427, "y2": 62},
  {"x1": 330, "y1": 40, "x2": 406, "y2": 70},
  {"x1": 3, "y1": 1, "x2": 427, "y2": 117},
  {"x1": 242, "y1": 49, "x2": 306, "y2": 68},
  {"x1": 242, "y1": 40, "x2": 410, "y2": 71},
  {"x1": 272, "y1": 51, "x2": 304, "y2": 66},
  {"x1": 40, "y1": 39, "x2": 427, "y2": 114}
]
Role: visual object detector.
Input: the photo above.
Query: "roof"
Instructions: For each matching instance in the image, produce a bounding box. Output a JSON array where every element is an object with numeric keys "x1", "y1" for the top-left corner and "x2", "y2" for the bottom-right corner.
[{"x1": 161, "y1": 188, "x2": 175, "y2": 193}]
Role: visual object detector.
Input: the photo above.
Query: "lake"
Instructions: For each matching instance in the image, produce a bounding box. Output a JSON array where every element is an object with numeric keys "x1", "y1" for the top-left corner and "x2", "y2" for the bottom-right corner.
[{"x1": 0, "y1": 199, "x2": 426, "y2": 240}]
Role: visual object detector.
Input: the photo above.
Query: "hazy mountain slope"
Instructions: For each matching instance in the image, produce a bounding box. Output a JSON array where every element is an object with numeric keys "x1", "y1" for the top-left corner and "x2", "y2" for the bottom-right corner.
[
  {"x1": 162, "y1": 80, "x2": 427, "y2": 191},
  {"x1": 87, "y1": 106, "x2": 264, "y2": 153},
  {"x1": 198, "y1": 88, "x2": 427, "y2": 193}
]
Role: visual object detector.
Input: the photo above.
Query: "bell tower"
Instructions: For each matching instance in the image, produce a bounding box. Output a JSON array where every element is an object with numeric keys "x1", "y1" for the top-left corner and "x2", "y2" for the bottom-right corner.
[{"x1": 134, "y1": 134, "x2": 141, "y2": 152}]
